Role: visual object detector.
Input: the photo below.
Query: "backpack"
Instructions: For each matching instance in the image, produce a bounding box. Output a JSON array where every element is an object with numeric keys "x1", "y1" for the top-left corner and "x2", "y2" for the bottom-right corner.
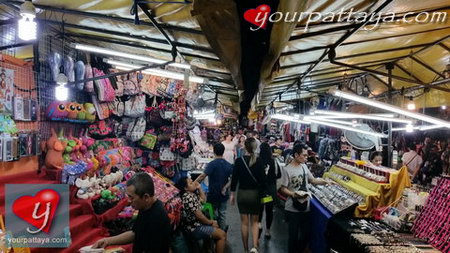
[{"x1": 123, "y1": 72, "x2": 141, "y2": 95}]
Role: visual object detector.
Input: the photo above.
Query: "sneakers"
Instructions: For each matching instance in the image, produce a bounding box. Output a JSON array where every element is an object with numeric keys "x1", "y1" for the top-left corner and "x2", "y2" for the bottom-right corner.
[{"x1": 250, "y1": 248, "x2": 258, "y2": 253}]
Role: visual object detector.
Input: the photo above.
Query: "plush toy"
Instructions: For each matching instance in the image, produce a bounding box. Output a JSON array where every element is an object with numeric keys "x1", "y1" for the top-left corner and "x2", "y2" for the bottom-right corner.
[
  {"x1": 43, "y1": 128, "x2": 66, "y2": 170},
  {"x1": 90, "y1": 176, "x2": 102, "y2": 195},
  {"x1": 66, "y1": 102, "x2": 79, "y2": 120},
  {"x1": 46, "y1": 101, "x2": 68, "y2": 121},
  {"x1": 76, "y1": 103, "x2": 86, "y2": 121},
  {"x1": 75, "y1": 177, "x2": 92, "y2": 199},
  {"x1": 84, "y1": 103, "x2": 97, "y2": 123},
  {"x1": 101, "y1": 189, "x2": 115, "y2": 200}
]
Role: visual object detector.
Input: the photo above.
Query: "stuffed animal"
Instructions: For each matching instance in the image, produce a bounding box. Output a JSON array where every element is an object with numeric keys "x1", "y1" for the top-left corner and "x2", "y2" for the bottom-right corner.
[
  {"x1": 43, "y1": 128, "x2": 66, "y2": 170},
  {"x1": 75, "y1": 177, "x2": 92, "y2": 199},
  {"x1": 46, "y1": 101, "x2": 68, "y2": 121},
  {"x1": 66, "y1": 102, "x2": 79, "y2": 120},
  {"x1": 101, "y1": 189, "x2": 115, "y2": 200},
  {"x1": 76, "y1": 103, "x2": 86, "y2": 121},
  {"x1": 90, "y1": 176, "x2": 102, "y2": 195},
  {"x1": 84, "y1": 103, "x2": 96, "y2": 122}
]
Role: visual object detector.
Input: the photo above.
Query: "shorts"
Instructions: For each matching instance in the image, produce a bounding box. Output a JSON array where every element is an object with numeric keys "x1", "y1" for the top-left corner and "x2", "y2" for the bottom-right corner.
[
  {"x1": 237, "y1": 189, "x2": 260, "y2": 214},
  {"x1": 190, "y1": 225, "x2": 215, "y2": 240}
]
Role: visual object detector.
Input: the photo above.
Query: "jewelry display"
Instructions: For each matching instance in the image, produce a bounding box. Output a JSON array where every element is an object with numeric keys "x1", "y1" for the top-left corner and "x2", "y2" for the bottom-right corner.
[{"x1": 309, "y1": 182, "x2": 362, "y2": 214}]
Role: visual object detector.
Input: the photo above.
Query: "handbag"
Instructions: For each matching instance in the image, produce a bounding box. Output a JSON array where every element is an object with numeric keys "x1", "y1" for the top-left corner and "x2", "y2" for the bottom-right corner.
[
  {"x1": 292, "y1": 165, "x2": 311, "y2": 212},
  {"x1": 160, "y1": 146, "x2": 175, "y2": 161},
  {"x1": 126, "y1": 117, "x2": 146, "y2": 142},
  {"x1": 124, "y1": 94, "x2": 146, "y2": 118},
  {"x1": 123, "y1": 72, "x2": 141, "y2": 95},
  {"x1": 93, "y1": 68, "x2": 115, "y2": 102},
  {"x1": 241, "y1": 157, "x2": 273, "y2": 204}
]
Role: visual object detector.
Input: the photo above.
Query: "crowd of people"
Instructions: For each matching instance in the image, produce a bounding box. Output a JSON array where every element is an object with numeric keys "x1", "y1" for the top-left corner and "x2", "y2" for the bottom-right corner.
[{"x1": 90, "y1": 130, "x2": 448, "y2": 253}]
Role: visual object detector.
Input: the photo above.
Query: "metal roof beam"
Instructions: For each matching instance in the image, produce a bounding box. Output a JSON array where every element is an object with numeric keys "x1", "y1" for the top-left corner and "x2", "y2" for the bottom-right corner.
[
  {"x1": 6, "y1": 1, "x2": 203, "y2": 35},
  {"x1": 281, "y1": 42, "x2": 432, "y2": 69},
  {"x1": 410, "y1": 55, "x2": 445, "y2": 79},
  {"x1": 38, "y1": 18, "x2": 214, "y2": 53}
]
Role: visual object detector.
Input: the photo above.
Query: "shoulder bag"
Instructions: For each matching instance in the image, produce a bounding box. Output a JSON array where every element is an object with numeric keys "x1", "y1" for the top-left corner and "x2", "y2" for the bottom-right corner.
[{"x1": 241, "y1": 157, "x2": 273, "y2": 204}]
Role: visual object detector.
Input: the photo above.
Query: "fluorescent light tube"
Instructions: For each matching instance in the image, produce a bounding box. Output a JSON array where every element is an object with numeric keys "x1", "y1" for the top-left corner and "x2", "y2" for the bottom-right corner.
[
  {"x1": 333, "y1": 90, "x2": 450, "y2": 129},
  {"x1": 74, "y1": 43, "x2": 191, "y2": 69},
  {"x1": 114, "y1": 65, "x2": 205, "y2": 84},
  {"x1": 271, "y1": 114, "x2": 311, "y2": 124},
  {"x1": 306, "y1": 118, "x2": 387, "y2": 138},
  {"x1": 313, "y1": 110, "x2": 412, "y2": 124},
  {"x1": 305, "y1": 117, "x2": 361, "y2": 126}
]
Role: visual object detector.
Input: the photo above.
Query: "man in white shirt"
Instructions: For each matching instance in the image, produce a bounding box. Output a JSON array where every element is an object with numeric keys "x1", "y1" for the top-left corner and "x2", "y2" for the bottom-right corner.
[
  {"x1": 279, "y1": 144, "x2": 333, "y2": 253},
  {"x1": 402, "y1": 142, "x2": 423, "y2": 180}
]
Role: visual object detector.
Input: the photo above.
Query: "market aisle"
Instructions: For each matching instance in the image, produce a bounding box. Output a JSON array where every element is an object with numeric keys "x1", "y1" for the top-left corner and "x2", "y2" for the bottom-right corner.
[{"x1": 225, "y1": 204, "x2": 289, "y2": 253}]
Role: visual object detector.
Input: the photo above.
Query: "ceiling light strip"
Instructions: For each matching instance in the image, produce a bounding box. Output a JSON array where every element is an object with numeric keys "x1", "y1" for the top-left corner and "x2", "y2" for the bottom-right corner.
[
  {"x1": 307, "y1": 118, "x2": 387, "y2": 138},
  {"x1": 74, "y1": 43, "x2": 190, "y2": 69},
  {"x1": 333, "y1": 90, "x2": 450, "y2": 129}
]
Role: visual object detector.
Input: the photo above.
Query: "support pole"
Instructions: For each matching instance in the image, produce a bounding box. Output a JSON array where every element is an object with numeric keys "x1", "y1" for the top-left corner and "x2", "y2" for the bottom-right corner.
[{"x1": 386, "y1": 63, "x2": 394, "y2": 168}]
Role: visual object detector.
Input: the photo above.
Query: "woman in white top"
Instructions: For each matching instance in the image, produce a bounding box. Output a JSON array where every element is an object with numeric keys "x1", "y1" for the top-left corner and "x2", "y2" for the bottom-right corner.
[
  {"x1": 222, "y1": 133, "x2": 236, "y2": 164},
  {"x1": 402, "y1": 142, "x2": 423, "y2": 180}
]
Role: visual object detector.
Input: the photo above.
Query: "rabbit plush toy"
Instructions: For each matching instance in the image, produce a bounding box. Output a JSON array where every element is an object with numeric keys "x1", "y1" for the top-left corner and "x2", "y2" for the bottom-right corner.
[{"x1": 42, "y1": 128, "x2": 66, "y2": 170}]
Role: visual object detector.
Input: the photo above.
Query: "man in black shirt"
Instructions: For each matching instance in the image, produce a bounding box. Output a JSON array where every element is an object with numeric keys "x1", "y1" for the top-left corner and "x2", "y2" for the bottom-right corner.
[{"x1": 92, "y1": 172, "x2": 171, "y2": 252}]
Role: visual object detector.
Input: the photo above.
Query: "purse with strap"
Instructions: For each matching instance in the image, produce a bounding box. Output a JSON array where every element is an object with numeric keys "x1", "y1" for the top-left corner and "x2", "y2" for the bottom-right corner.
[{"x1": 241, "y1": 157, "x2": 273, "y2": 204}]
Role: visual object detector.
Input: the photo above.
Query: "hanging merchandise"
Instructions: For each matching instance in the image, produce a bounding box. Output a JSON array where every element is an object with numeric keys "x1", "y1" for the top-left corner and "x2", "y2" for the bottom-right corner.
[
  {"x1": 140, "y1": 75, "x2": 159, "y2": 96},
  {"x1": 126, "y1": 117, "x2": 146, "y2": 142},
  {"x1": 124, "y1": 94, "x2": 146, "y2": 118},
  {"x1": 121, "y1": 72, "x2": 141, "y2": 95},
  {"x1": 146, "y1": 96, "x2": 164, "y2": 126},
  {"x1": 140, "y1": 130, "x2": 157, "y2": 150},
  {"x1": 93, "y1": 68, "x2": 115, "y2": 102},
  {"x1": 111, "y1": 98, "x2": 125, "y2": 117},
  {"x1": 160, "y1": 146, "x2": 175, "y2": 161},
  {"x1": 88, "y1": 120, "x2": 114, "y2": 139},
  {"x1": 85, "y1": 63, "x2": 95, "y2": 93}
]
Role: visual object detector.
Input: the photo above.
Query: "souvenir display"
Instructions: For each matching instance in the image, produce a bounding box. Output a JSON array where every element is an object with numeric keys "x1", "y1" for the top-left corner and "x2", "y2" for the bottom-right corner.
[{"x1": 309, "y1": 183, "x2": 361, "y2": 214}]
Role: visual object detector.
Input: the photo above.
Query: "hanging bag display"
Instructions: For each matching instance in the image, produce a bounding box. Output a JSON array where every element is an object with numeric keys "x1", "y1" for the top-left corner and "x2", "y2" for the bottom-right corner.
[
  {"x1": 124, "y1": 94, "x2": 146, "y2": 118},
  {"x1": 160, "y1": 146, "x2": 175, "y2": 161},
  {"x1": 123, "y1": 72, "x2": 141, "y2": 95},
  {"x1": 93, "y1": 68, "x2": 115, "y2": 102},
  {"x1": 111, "y1": 98, "x2": 125, "y2": 117},
  {"x1": 140, "y1": 131, "x2": 157, "y2": 150},
  {"x1": 126, "y1": 117, "x2": 146, "y2": 142},
  {"x1": 146, "y1": 96, "x2": 164, "y2": 126},
  {"x1": 141, "y1": 75, "x2": 159, "y2": 96}
]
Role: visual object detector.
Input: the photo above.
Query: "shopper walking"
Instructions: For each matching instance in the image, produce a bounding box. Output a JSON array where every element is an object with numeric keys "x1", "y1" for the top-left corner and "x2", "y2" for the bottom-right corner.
[
  {"x1": 280, "y1": 144, "x2": 333, "y2": 253},
  {"x1": 258, "y1": 143, "x2": 281, "y2": 239},
  {"x1": 230, "y1": 137, "x2": 266, "y2": 253},
  {"x1": 92, "y1": 172, "x2": 171, "y2": 253},
  {"x1": 176, "y1": 177, "x2": 227, "y2": 253},
  {"x1": 222, "y1": 133, "x2": 236, "y2": 164},
  {"x1": 236, "y1": 135, "x2": 247, "y2": 159},
  {"x1": 195, "y1": 143, "x2": 233, "y2": 231},
  {"x1": 402, "y1": 142, "x2": 423, "y2": 180}
]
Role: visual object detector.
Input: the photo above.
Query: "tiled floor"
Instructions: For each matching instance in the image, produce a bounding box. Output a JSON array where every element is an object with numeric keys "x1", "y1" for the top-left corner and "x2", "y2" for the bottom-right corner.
[{"x1": 225, "y1": 203, "x2": 289, "y2": 253}]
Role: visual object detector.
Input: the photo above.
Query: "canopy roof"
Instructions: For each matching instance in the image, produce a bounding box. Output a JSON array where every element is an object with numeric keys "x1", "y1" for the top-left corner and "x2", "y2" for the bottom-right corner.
[{"x1": 1, "y1": 0, "x2": 449, "y2": 114}]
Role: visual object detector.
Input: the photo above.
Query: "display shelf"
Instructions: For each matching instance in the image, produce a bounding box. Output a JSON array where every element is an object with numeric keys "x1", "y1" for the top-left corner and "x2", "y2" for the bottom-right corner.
[
  {"x1": 326, "y1": 173, "x2": 377, "y2": 198},
  {"x1": 309, "y1": 183, "x2": 361, "y2": 214},
  {"x1": 336, "y1": 158, "x2": 396, "y2": 184},
  {"x1": 323, "y1": 161, "x2": 411, "y2": 218}
]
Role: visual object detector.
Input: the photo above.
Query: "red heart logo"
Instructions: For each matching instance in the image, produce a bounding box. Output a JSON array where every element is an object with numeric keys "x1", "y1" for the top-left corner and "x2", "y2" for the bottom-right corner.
[
  {"x1": 244, "y1": 4, "x2": 271, "y2": 29},
  {"x1": 12, "y1": 189, "x2": 60, "y2": 234}
]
